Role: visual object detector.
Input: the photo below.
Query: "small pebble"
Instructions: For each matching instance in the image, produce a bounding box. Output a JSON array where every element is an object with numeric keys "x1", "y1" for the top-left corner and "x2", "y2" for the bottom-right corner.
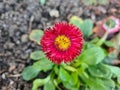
[
  {"x1": 9, "y1": 64, "x2": 16, "y2": 72},
  {"x1": 21, "y1": 34, "x2": 28, "y2": 43},
  {"x1": 2, "y1": 74, "x2": 6, "y2": 79},
  {"x1": 10, "y1": 80, "x2": 14, "y2": 85},
  {"x1": 49, "y1": 9, "x2": 59, "y2": 17},
  {"x1": 8, "y1": 42, "x2": 15, "y2": 49},
  {"x1": 21, "y1": 53, "x2": 29, "y2": 59}
]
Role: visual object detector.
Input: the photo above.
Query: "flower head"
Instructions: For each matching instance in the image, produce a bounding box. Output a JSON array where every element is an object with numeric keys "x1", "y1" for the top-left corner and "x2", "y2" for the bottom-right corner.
[
  {"x1": 41, "y1": 22, "x2": 84, "y2": 64},
  {"x1": 102, "y1": 16, "x2": 120, "y2": 34}
]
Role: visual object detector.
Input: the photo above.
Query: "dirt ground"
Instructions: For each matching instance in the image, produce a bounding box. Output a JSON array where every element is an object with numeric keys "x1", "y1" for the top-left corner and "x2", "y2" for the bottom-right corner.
[{"x1": 0, "y1": 0, "x2": 120, "y2": 90}]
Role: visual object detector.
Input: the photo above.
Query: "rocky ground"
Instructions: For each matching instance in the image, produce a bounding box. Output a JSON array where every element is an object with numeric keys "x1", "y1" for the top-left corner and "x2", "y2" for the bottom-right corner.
[{"x1": 0, "y1": 0, "x2": 120, "y2": 90}]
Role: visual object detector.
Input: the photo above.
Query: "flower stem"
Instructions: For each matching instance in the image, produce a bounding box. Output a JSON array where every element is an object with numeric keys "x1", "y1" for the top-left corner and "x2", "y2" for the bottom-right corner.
[
  {"x1": 97, "y1": 31, "x2": 109, "y2": 46},
  {"x1": 63, "y1": 65, "x2": 77, "y2": 72},
  {"x1": 53, "y1": 79, "x2": 62, "y2": 90}
]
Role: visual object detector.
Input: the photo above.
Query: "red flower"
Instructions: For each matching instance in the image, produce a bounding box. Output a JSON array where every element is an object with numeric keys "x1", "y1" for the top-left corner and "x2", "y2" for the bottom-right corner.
[
  {"x1": 41, "y1": 22, "x2": 84, "y2": 64},
  {"x1": 102, "y1": 16, "x2": 120, "y2": 34}
]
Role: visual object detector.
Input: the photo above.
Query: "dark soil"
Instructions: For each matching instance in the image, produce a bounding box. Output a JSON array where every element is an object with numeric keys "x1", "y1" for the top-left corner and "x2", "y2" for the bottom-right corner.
[{"x1": 0, "y1": 0, "x2": 120, "y2": 90}]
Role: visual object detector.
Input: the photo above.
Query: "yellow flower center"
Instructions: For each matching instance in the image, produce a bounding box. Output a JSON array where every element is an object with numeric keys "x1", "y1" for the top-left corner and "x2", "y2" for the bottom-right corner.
[{"x1": 54, "y1": 35, "x2": 71, "y2": 51}]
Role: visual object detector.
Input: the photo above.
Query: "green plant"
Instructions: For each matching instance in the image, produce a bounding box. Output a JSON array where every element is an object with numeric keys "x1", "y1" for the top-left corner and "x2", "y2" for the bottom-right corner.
[
  {"x1": 70, "y1": 16, "x2": 93, "y2": 38},
  {"x1": 22, "y1": 20, "x2": 120, "y2": 90},
  {"x1": 82, "y1": 0, "x2": 109, "y2": 6},
  {"x1": 39, "y1": 0, "x2": 46, "y2": 5}
]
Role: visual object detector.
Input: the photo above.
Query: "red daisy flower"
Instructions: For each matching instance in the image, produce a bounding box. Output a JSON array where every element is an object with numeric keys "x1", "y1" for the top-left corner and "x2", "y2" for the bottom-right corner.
[{"x1": 41, "y1": 22, "x2": 84, "y2": 64}]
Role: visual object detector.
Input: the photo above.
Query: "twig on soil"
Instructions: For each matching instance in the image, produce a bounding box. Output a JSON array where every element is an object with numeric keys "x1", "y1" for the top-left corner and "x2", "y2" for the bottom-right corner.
[
  {"x1": 28, "y1": 16, "x2": 34, "y2": 33},
  {"x1": 8, "y1": 74, "x2": 21, "y2": 78},
  {"x1": 0, "y1": 70, "x2": 5, "y2": 74},
  {"x1": 0, "y1": 53, "x2": 7, "y2": 57}
]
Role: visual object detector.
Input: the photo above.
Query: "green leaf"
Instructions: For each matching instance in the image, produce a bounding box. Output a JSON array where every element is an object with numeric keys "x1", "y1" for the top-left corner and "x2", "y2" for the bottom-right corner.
[
  {"x1": 105, "y1": 65, "x2": 120, "y2": 84},
  {"x1": 103, "y1": 52, "x2": 117, "y2": 64},
  {"x1": 53, "y1": 78, "x2": 61, "y2": 87},
  {"x1": 88, "y1": 78, "x2": 114, "y2": 90},
  {"x1": 88, "y1": 64, "x2": 112, "y2": 79},
  {"x1": 80, "y1": 19, "x2": 93, "y2": 38},
  {"x1": 83, "y1": 0, "x2": 108, "y2": 5},
  {"x1": 102, "y1": 79, "x2": 115, "y2": 89},
  {"x1": 63, "y1": 65, "x2": 77, "y2": 72},
  {"x1": 39, "y1": 0, "x2": 46, "y2": 5},
  {"x1": 54, "y1": 65, "x2": 59, "y2": 74},
  {"x1": 33, "y1": 58, "x2": 54, "y2": 72},
  {"x1": 98, "y1": 0, "x2": 109, "y2": 5},
  {"x1": 90, "y1": 37, "x2": 100, "y2": 44},
  {"x1": 69, "y1": 16, "x2": 93, "y2": 38},
  {"x1": 59, "y1": 67, "x2": 71, "y2": 82},
  {"x1": 105, "y1": 65, "x2": 120, "y2": 77},
  {"x1": 70, "y1": 16, "x2": 83, "y2": 28},
  {"x1": 82, "y1": 42, "x2": 94, "y2": 51},
  {"x1": 32, "y1": 79, "x2": 45, "y2": 90},
  {"x1": 29, "y1": 30, "x2": 43, "y2": 44},
  {"x1": 90, "y1": 78, "x2": 115, "y2": 90},
  {"x1": 104, "y1": 41, "x2": 114, "y2": 47},
  {"x1": 83, "y1": 0, "x2": 97, "y2": 6},
  {"x1": 89, "y1": 82, "x2": 106, "y2": 90},
  {"x1": 63, "y1": 81, "x2": 80, "y2": 90},
  {"x1": 44, "y1": 81, "x2": 55, "y2": 90},
  {"x1": 79, "y1": 46, "x2": 105, "y2": 65},
  {"x1": 30, "y1": 50, "x2": 46, "y2": 60},
  {"x1": 88, "y1": 78, "x2": 106, "y2": 90},
  {"x1": 116, "y1": 85, "x2": 120, "y2": 90},
  {"x1": 22, "y1": 66, "x2": 41, "y2": 81},
  {"x1": 32, "y1": 76, "x2": 50, "y2": 90},
  {"x1": 69, "y1": 72, "x2": 78, "y2": 85},
  {"x1": 118, "y1": 77, "x2": 120, "y2": 84},
  {"x1": 79, "y1": 72, "x2": 106, "y2": 90}
]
